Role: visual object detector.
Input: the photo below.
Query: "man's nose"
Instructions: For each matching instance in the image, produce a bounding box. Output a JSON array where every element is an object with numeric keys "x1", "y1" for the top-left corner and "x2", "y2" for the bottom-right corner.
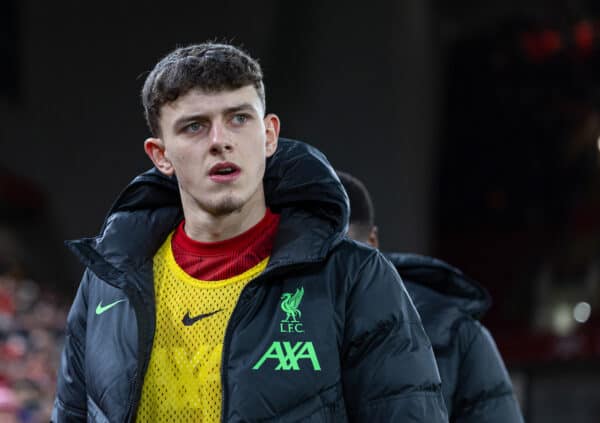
[{"x1": 209, "y1": 121, "x2": 233, "y2": 154}]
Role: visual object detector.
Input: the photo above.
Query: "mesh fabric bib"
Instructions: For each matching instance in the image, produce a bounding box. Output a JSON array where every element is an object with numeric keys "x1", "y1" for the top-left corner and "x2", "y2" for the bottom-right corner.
[{"x1": 136, "y1": 233, "x2": 268, "y2": 422}]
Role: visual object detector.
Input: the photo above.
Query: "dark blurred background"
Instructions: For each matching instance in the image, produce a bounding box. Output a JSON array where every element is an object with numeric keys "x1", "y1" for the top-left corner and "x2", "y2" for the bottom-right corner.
[{"x1": 2, "y1": 0, "x2": 600, "y2": 421}]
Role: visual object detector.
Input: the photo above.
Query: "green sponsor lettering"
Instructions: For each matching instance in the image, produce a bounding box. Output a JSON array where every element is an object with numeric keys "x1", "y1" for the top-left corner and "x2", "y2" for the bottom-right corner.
[
  {"x1": 252, "y1": 341, "x2": 321, "y2": 371},
  {"x1": 252, "y1": 342, "x2": 284, "y2": 370},
  {"x1": 275, "y1": 341, "x2": 304, "y2": 370},
  {"x1": 295, "y1": 341, "x2": 321, "y2": 371}
]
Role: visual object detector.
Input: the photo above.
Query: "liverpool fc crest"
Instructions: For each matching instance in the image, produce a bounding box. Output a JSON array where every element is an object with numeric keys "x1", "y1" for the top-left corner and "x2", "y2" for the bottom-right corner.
[{"x1": 280, "y1": 287, "x2": 304, "y2": 333}]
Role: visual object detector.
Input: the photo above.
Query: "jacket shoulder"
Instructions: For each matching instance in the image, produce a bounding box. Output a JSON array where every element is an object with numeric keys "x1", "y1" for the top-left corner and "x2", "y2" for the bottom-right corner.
[
  {"x1": 330, "y1": 237, "x2": 381, "y2": 262},
  {"x1": 405, "y1": 281, "x2": 476, "y2": 350},
  {"x1": 334, "y1": 241, "x2": 448, "y2": 421}
]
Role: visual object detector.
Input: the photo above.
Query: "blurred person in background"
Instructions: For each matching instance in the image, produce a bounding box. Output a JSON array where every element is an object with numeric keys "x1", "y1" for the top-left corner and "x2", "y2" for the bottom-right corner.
[
  {"x1": 52, "y1": 42, "x2": 447, "y2": 422},
  {"x1": 337, "y1": 170, "x2": 524, "y2": 423}
]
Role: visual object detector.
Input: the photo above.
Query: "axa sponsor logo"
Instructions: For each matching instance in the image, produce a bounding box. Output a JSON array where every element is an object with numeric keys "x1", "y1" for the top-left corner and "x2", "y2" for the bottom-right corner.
[
  {"x1": 252, "y1": 341, "x2": 321, "y2": 371},
  {"x1": 253, "y1": 287, "x2": 321, "y2": 371}
]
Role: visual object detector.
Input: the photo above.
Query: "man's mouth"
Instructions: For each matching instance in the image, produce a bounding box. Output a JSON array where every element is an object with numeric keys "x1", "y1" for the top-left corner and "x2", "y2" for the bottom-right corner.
[
  {"x1": 209, "y1": 162, "x2": 241, "y2": 182},
  {"x1": 215, "y1": 167, "x2": 235, "y2": 175}
]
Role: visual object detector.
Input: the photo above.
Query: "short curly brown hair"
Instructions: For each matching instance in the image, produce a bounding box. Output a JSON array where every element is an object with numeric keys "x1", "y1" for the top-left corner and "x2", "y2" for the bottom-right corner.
[{"x1": 141, "y1": 43, "x2": 265, "y2": 136}]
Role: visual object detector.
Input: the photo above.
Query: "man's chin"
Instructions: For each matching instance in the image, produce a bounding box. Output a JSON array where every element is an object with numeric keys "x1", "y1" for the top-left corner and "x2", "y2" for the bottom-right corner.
[{"x1": 204, "y1": 198, "x2": 244, "y2": 217}]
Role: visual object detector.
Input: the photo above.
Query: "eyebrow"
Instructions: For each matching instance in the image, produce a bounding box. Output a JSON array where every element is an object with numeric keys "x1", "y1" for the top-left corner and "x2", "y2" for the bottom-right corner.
[{"x1": 172, "y1": 103, "x2": 258, "y2": 129}]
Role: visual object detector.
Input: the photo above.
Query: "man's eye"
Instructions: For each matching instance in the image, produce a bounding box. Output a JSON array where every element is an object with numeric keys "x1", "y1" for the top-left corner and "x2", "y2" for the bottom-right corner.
[
  {"x1": 185, "y1": 122, "x2": 202, "y2": 133},
  {"x1": 232, "y1": 114, "x2": 248, "y2": 125}
]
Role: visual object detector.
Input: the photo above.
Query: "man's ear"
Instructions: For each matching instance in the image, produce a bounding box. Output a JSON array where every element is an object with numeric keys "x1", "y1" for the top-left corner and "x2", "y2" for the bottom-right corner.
[
  {"x1": 368, "y1": 226, "x2": 379, "y2": 249},
  {"x1": 144, "y1": 137, "x2": 174, "y2": 176},
  {"x1": 264, "y1": 113, "x2": 280, "y2": 157}
]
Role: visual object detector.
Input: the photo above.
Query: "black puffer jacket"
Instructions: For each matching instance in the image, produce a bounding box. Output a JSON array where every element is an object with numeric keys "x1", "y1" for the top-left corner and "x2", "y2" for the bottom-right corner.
[
  {"x1": 387, "y1": 253, "x2": 524, "y2": 423},
  {"x1": 52, "y1": 139, "x2": 447, "y2": 422}
]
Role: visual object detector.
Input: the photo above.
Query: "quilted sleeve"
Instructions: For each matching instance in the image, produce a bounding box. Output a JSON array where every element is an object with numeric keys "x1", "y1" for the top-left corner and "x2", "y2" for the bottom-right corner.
[
  {"x1": 51, "y1": 270, "x2": 91, "y2": 422},
  {"x1": 342, "y1": 251, "x2": 448, "y2": 422},
  {"x1": 451, "y1": 321, "x2": 524, "y2": 423}
]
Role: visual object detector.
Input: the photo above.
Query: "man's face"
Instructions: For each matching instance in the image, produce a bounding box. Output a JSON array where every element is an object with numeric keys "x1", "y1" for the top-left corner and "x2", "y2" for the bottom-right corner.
[{"x1": 146, "y1": 85, "x2": 279, "y2": 217}]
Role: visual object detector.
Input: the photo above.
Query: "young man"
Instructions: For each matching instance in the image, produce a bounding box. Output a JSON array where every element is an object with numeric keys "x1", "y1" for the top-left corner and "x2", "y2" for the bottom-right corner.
[
  {"x1": 337, "y1": 170, "x2": 525, "y2": 423},
  {"x1": 52, "y1": 43, "x2": 448, "y2": 422}
]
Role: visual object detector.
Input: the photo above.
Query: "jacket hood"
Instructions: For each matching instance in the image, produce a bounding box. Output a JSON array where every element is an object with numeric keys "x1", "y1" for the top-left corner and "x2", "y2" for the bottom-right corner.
[
  {"x1": 386, "y1": 252, "x2": 491, "y2": 319},
  {"x1": 67, "y1": 138, "x2": 349, "y2": 282}
]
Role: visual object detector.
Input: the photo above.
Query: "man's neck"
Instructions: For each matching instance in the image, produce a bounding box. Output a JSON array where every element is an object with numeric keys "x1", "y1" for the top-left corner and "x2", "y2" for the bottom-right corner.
[{"x1": 181, "y1": 195, "x2": 268, "y2": 243}]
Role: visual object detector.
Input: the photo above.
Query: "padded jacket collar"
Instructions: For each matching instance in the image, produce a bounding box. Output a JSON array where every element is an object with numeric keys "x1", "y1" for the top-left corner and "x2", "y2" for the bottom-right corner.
[
  {"x1": 386, "y1": 252, "x2": 491, "y2": 319},
  {"x1": 66, "y1": 138, "x2": 350, "y2": 287}
]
